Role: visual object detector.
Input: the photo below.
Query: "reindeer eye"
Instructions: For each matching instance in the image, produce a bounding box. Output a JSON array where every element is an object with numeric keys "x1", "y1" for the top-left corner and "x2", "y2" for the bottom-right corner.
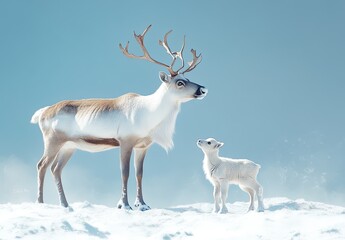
[{"x1": 176, "y1": 80, "x2": 185, "y2": 87}]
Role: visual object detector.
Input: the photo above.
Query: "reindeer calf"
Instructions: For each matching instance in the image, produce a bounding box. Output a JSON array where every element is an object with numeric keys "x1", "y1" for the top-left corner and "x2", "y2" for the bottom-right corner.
[{"x1": 197, "y1": 138, "x2": 264, "y2": 213}]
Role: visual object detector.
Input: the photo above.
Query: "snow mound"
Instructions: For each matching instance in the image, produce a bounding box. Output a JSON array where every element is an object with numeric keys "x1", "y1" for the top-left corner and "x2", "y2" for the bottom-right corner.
[{"x1": 1, "y1": 198, "x2": 344, "y2": 240}]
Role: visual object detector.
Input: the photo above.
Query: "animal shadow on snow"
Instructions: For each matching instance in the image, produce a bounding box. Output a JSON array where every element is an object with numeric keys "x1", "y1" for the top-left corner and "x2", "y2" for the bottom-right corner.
[
  {"x1": 167, "y1": 199, "x2": 309, "y2": 214},
  {"x1": 265, "y1": 199, "x2": 313, "y2": 212}
]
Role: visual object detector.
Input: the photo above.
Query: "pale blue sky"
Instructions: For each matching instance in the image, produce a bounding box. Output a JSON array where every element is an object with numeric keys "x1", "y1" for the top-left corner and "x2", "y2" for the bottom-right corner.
[{"x1": 1, "y1": 1, "x2": 344, "y2": 207}]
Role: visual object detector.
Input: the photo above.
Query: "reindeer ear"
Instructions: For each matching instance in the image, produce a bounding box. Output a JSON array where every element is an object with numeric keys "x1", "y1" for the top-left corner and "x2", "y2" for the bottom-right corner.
[{"x1": 159, "y1": 71, "x2": 170, "y2": 83}]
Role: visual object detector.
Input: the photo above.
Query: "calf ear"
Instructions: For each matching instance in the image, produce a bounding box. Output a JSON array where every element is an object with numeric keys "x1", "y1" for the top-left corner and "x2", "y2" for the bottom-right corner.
[
  {"x1": 159, "y1": 71, "x2": 170, "y2": 83},
  {"x1": 216, "y1": 142, "x2": 224, "y2": 149}
]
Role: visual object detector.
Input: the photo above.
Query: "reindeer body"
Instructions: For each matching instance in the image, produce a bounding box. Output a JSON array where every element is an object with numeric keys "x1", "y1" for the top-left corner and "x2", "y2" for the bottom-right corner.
[
  {"x1": 32, "y1": 25, "x2": 206, "y2": 210},
  {"x1": 32, "y1": 26, "x2": 207, "y2": 210},
  {"x1": 32, "y1": 83, "x2": 180, "y2": 153}
]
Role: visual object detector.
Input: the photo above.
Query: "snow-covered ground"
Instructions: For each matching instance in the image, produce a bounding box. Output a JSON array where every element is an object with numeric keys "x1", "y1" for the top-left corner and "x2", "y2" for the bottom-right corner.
[{"x1": 1, "y1": 197, "x2": 344, "y2": 240}]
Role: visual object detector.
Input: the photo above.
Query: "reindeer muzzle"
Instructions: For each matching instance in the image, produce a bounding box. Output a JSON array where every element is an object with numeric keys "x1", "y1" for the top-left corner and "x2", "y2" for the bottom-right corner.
[{"x1": 194, "y1": 86, "x2": 208, "y2": 99}]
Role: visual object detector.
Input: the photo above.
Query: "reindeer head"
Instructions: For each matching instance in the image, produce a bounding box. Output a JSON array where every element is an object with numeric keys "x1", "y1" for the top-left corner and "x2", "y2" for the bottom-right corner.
[
  {"x1": 119, "y1": 25, "x2": 208, "y2": 102},
  {"x1": 158, "y1": 72, "x2": 207, "y2": 102}
]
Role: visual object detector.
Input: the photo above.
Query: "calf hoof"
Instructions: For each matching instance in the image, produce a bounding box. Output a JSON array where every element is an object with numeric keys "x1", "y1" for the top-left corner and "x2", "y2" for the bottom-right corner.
[
  {"x1": 219, "y1": 207, "x2": 228, "y2": 214},
  {"x1": 257, "y1": 207, "x2": 264, "y2": 212},
  {"x1": 257, "y1": 202, "x2": 265, "y2": 212},
  {"x1": 247, "y1": 205, "x2": 255, "y2": 212},
  {"x1": 213, "y1": 205, "x2": 220, "y2": 213}
]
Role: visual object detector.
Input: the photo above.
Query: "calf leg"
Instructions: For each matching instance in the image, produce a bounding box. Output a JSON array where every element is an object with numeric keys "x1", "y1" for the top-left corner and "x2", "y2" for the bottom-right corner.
[
  {"x1": 256, "y1": 182, "x2": 264, "y2": 212},
  {"x1": 50, "y1": 148, "x2": 74, "y2": 207},
  {"x1": 240, "y1": 185, "x2": 255, "y2": 212},
  {"x1": 213, "y1": 181, "x2": 220, "y2": 213},
  {"x1": 219, "y1": 181, "x2": 229, "y2": 214},
  {"x1": 133, "y1": 148, "x2": 150, "y2": 211},
  {"x1": 242, "y1": 178, "x2": 264, "y2": 212}
]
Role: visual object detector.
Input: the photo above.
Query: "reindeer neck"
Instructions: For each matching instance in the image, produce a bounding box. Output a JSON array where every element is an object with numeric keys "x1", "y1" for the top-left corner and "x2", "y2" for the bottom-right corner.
[
  {"x1": 204, "y1": 150, "x2": 221, "y2": 163},
  {"x1": 145, "y1": 83, "x2": 180, "y2": 117},
  {"x1": 136, "y1": 83, "x2": 180, "y2": 151}
]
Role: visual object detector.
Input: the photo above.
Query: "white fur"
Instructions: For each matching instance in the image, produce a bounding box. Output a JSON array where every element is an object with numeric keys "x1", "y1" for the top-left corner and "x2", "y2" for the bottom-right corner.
[
  {"x1": 31, "y1": 107, "x2": 49, "y2": 124},
  {"x1": 36, "y1": 82, "x2": 182, "y2": 151},
  {"x1": 197, "y1": 138, "x2": 264, "y2": 213}
]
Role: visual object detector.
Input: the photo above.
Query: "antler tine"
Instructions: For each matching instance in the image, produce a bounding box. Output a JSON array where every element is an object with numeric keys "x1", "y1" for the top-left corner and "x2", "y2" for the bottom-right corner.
[
  {"x1": 133, "y1": 24, "x2": 152, "y2": 46},
  {"x1": 182, "y1": 49, "x2": 202, "y2": 74},
  {"x1": 159, "y1": 30, "x2": 175, "y2": 58},
  {"x1": 175, "y1": 35, "x2": 186, "y2": 73},
  {"x1": 119, "y1": 41, "x2": 144, "y2": 60},
  {"x1": 119, "y1": 25, "x2": 177, "y2": 76},
  {"x1": 159, "y1": 31, "x2": 187, "y2": 75},
  {"x1": 119, "y1": 26, "x2": 154, "y2": 60},
  {"x1": 133, "y1": 24, "x2": 159, "y2": 62},
  {"x1": 159, "y1": 30, "x2": 179, "y2": 75},
  {"x1": 141, "y1": 24, "x2": 152, "y2": 38}
]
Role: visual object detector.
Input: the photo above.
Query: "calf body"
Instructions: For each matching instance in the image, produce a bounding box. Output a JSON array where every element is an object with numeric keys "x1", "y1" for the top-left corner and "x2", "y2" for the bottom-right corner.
[{"x1": 197, "y1": 138, "x2": 264, "y2": 213}]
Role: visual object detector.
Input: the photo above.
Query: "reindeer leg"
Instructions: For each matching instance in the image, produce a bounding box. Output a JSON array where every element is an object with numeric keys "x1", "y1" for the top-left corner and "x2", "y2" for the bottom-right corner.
[
  {"x1": 37, "y1": 155, "x2": 50, "y2": 204},
  {"x1": 51, "y1": 148, "x2": 75, "y2": 208},
  {"x1": 117, "y1": 143, "x2": 133, "y2": 210},
  {"x1": 36, "y1": 138, "x2": 63, "y2": 204},
  {"x1": 133, "y1": 148, "x2": 150, "y2": 211}
]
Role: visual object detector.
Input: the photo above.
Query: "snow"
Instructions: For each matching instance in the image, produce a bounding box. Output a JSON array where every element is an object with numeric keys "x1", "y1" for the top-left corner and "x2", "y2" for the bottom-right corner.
[{"x1": 1, "y1": 198, "x2": 345, "y2": 240}]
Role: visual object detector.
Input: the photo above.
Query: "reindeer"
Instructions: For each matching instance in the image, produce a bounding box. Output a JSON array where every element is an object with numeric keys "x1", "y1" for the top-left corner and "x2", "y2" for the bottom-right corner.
[{"x1": 31, "y1": 25, "x2": 207, "y2": 210}]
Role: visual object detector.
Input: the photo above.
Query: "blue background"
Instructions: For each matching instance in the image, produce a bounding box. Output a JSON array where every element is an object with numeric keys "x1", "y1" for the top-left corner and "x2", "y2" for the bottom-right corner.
[{"x1": 1, "y1": 0, "x2": 344, "y2": 207}]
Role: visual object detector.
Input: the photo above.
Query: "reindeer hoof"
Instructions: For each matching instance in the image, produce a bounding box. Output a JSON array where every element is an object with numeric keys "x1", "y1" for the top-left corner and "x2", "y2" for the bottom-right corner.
[
  {"x1": 64, "y1": 206, "x2": 74, "y2": 212},
  {"x1": 60, "y1": 202, "x2": 69, "y2": 208},
  {"x1": 138, "y1": 204, "x2": 151, "y2": 211},
  {"x1": 117, "y1": 200, "x2": 132, "y2": 210},
  {"x1": 134, "y1": 198, "x2": 151, "y2": 211}
]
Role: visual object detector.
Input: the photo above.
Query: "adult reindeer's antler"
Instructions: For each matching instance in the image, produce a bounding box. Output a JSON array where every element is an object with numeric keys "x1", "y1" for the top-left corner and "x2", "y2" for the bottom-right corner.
[
  {"x1": 119, "y1": 25, "x2": 175, "y2": 76},
  {"x1": 119, "y1": 25, "x2": 202, "y2": 77},
  {"x1": 182, "y1": 49, "x2": 202, "y2": 74}
]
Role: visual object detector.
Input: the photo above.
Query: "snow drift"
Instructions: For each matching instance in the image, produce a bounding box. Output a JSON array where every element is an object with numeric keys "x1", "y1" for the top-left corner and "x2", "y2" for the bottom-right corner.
[{"x1": 1, "y1": 197, "x2": 344, "y2": 240}]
